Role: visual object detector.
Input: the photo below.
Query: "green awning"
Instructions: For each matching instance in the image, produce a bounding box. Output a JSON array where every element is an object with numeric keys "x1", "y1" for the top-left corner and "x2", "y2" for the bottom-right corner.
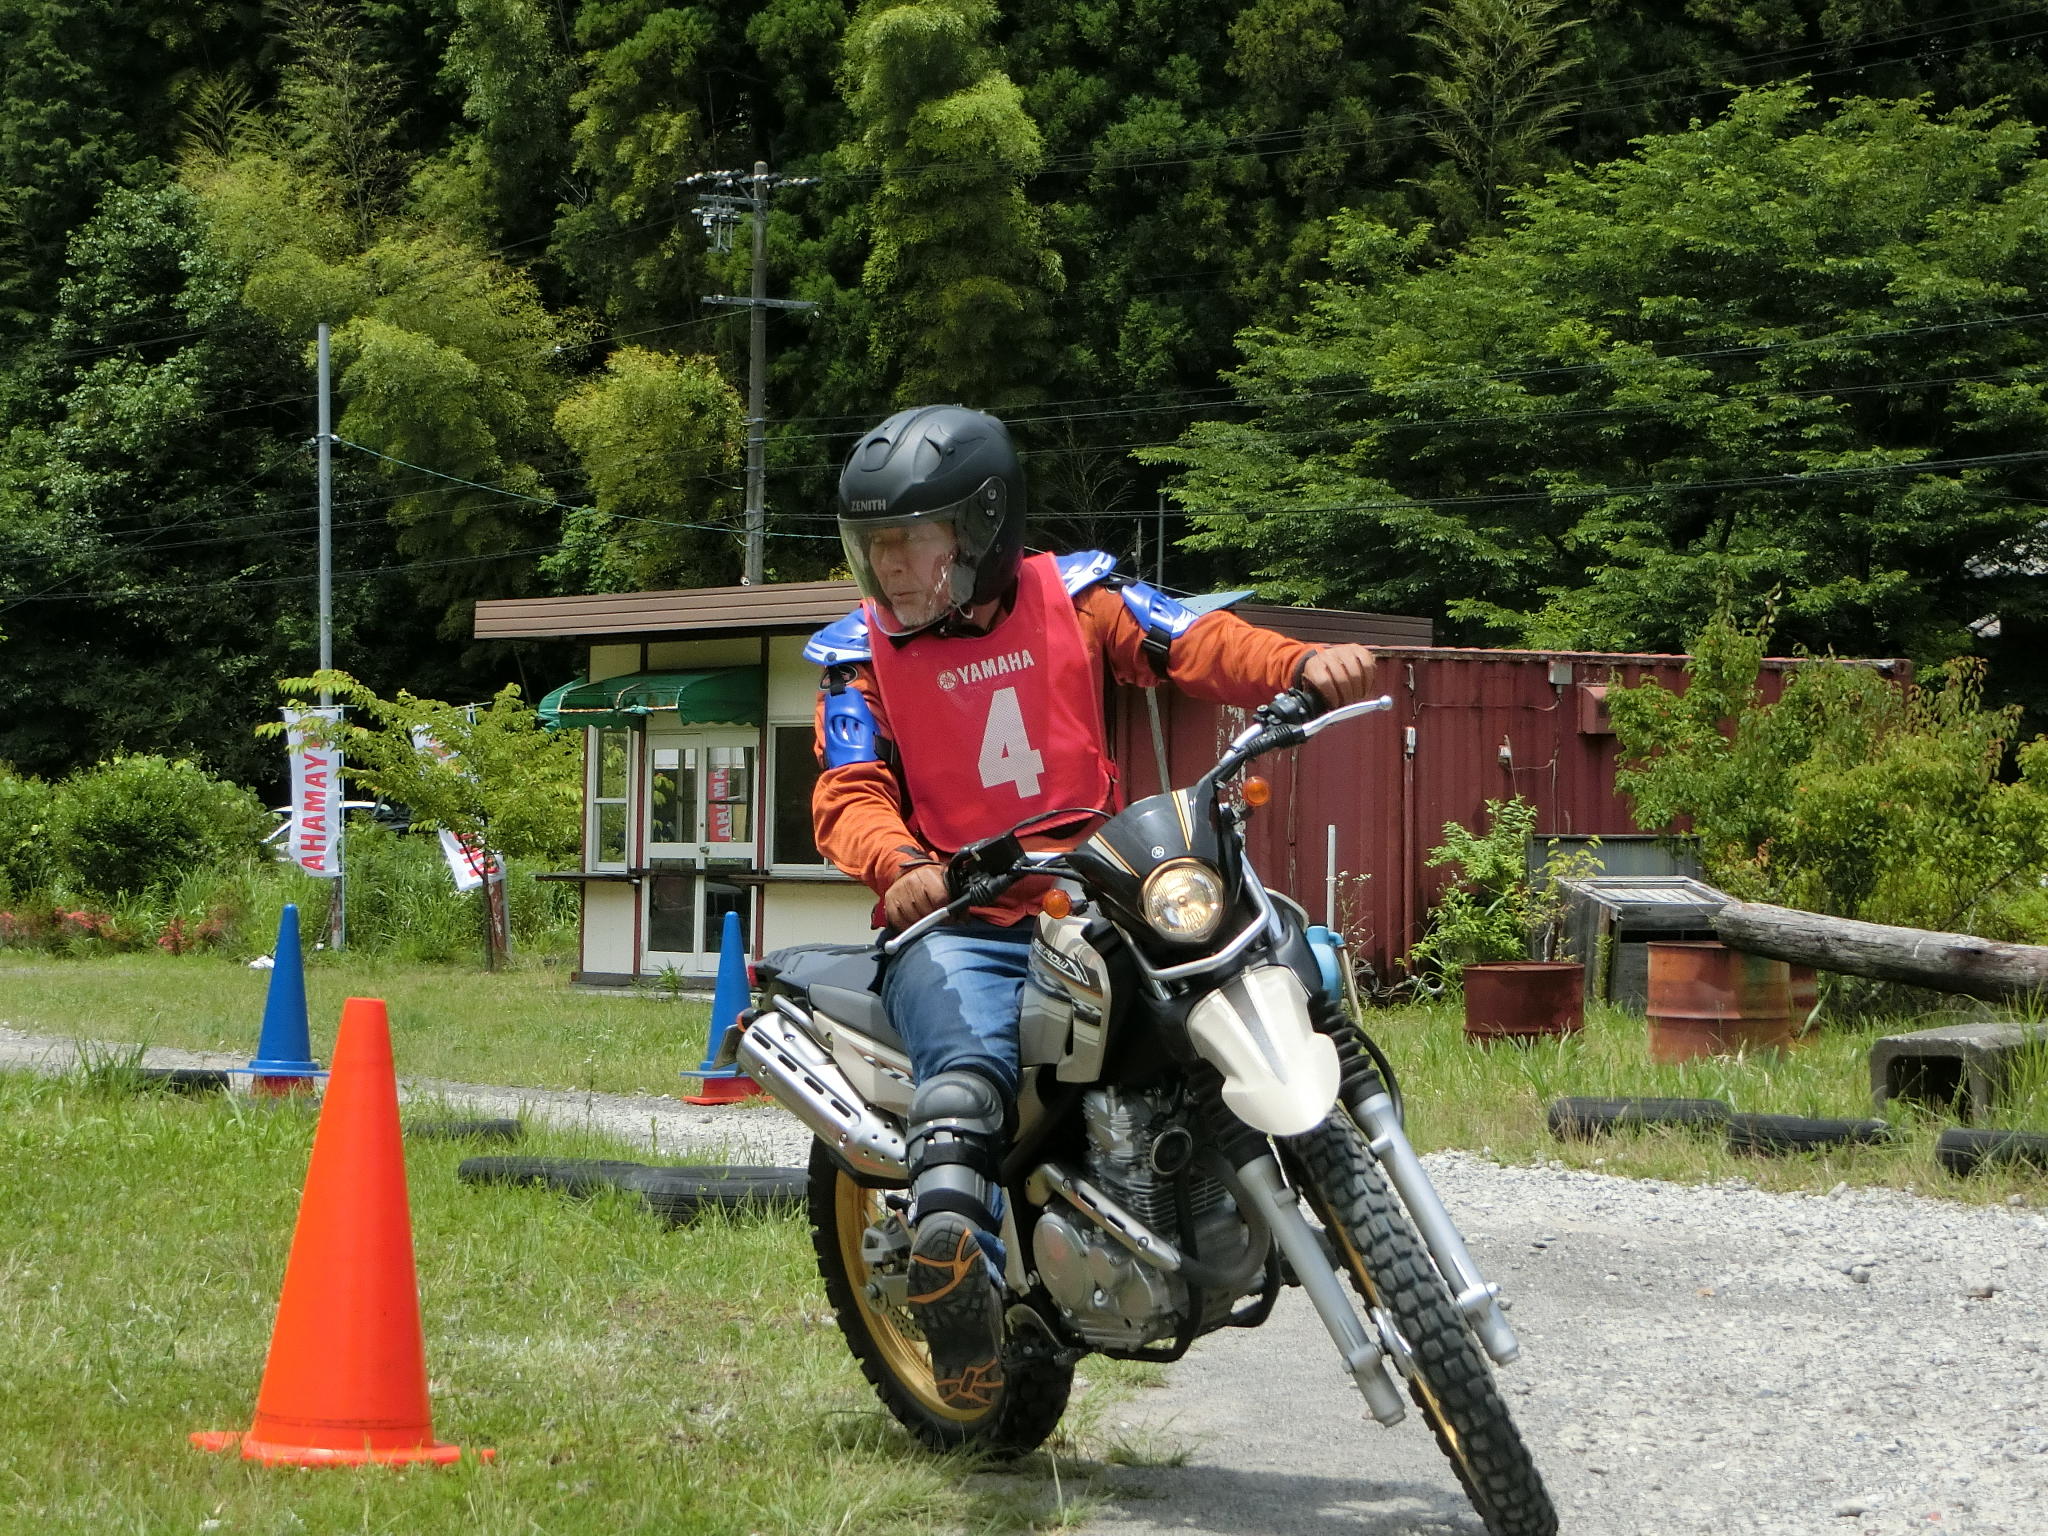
[{"x1": 538, "y1": 668, "x2": 764, "y2": 731}]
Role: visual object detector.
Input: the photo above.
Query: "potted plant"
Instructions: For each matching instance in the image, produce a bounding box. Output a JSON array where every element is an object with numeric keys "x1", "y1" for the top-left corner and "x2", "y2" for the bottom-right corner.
[{"x1": 1408, "y1": 798, "x2": 1600, "y2": 1043}]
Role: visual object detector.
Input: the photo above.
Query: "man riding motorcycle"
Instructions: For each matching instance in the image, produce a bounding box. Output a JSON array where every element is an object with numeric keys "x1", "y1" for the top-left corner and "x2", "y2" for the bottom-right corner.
[{"x1": 806, "y1": 404, "x2": 1379, "y2": 1412}]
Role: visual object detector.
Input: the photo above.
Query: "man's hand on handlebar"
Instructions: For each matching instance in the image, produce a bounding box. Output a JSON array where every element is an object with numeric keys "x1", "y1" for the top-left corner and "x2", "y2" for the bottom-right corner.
[
  {"x1": 1301, "y1": 643, "x2": 1378, "y2": 709},
  {"x1": 883, "y1": 863, "x2": 950, "y2": 929}
]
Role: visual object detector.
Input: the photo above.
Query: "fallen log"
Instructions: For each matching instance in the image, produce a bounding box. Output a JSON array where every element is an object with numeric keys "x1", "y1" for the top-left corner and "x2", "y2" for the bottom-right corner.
[{"x1": 1712, "y1": 900, "x2": 2048, "y2": 1003}]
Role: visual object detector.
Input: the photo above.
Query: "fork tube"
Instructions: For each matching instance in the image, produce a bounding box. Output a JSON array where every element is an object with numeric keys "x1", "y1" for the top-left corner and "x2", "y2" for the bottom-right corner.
[
  {"x1": 1349, "y1": 1092, "x2": 1521, "y2": 1365},
  {"x1": 1234, "y1": 1155, "x2": 1407, "y2": 1425}
]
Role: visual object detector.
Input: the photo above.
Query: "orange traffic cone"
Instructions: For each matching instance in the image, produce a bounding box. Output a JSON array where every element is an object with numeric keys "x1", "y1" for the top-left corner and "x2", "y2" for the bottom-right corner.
[{"x1": 192, "y1": 997, "x2": 489, "y2": 1466}]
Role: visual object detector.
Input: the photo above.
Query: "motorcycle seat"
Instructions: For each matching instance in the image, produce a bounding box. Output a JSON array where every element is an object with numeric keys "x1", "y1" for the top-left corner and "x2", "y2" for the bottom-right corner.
[
  {"x1": 757, "y1": 942, "x2": 883, "y2": 995},
  {"x1": 810, "y1": 984, "x2": 907, "y2": 1056},
  {"x1": 757, "y1": 944, "x2": 908, "y2": 1054}
]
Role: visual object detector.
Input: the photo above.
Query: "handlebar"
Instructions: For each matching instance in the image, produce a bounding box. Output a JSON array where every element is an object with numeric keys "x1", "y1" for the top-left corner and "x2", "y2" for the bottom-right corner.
[
  {"x1": 881, "y1": 850, "x2": 1064, "y2": 957},
  {"x1": 881, "y1": 690, "x2": 1392, "y2": 957},
  {"x1": 1212, "y1": 691, "x2": 1394, "y2": 782}
]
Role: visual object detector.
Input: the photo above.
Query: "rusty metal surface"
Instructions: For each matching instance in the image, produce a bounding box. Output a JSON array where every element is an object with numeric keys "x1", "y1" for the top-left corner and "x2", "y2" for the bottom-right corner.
[
  {"x1": 1462, "y1": 961, "x2": 1586, "y2": 1041},
  {"x1": 1645, "y1": 941, "x2": 1795, "y2": 1062},
  {"x1": 1111, "y1": 646, "x2": 1871, "y2": 981}
]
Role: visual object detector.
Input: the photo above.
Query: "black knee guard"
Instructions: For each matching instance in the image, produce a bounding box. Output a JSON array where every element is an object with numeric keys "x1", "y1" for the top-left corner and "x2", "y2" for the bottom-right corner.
[{"x1": 906, "y1": 1068, "x2": 1010, "y2": 1232}]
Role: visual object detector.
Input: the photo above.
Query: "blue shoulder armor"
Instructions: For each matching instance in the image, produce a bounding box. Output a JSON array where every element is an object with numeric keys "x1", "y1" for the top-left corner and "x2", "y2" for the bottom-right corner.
[
  {"x1": 804, "y1": 607, "x2": 871, "y2": 665},
  {"x1": 1117, "y1": 578, "x2": 1199, "y2": 643},
  {"x1": 1055, "y1": 549, "x2": 1118, "y2": 595},
  {"x1": 1056, "y1": 549, "x2": 1198, "y2": 667},
  {"x1": 821, "y1": 683, "x2": 882, "y2": 768}
]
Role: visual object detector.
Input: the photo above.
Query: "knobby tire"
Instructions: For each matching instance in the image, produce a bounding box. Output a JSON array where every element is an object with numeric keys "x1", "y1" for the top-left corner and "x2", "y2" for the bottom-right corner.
[{"x1": 1291, "y1": 1116, "x2": 1558, "y2": 1536}]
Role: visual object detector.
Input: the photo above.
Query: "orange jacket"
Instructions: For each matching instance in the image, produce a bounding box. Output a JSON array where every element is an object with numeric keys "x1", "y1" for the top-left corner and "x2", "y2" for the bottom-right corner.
[{"x1": 811, "y1": 579, "x2": 1317, "y2": 925}]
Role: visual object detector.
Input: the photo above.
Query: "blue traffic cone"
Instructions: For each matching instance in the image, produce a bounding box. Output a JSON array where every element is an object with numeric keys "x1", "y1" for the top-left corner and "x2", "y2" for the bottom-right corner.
[
  {"x1": 681, "y1": 910, "x2": 759, "y2": 1106},
  {"x1": 248, "y1": 903, "x2": 322, "y2": 1095}
]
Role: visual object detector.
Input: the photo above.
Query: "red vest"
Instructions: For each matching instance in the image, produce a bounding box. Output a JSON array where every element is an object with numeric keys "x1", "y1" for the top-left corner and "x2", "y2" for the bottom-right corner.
[{"x1": 866, "y1": 553, "x2": 1116, "y2": 855}]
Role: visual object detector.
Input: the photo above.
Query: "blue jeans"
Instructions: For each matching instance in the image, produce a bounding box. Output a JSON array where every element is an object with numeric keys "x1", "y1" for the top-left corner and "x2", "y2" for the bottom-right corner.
[{"x1": 880, "y1": 920, "x2": 1033, "y2": 1101}]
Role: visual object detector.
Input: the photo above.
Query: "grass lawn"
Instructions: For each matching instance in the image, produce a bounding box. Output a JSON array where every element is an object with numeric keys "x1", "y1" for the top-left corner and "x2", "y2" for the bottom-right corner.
[
  {"x1": 7, "y1": 952, "x2": 2048, "y2": 1202},
  {"x1": 0, "y1": 1068, "x2": 1154, "y2": 1536},
  {"x1": 0, "y1": 953, "x2": 714, "y2": 1097}
]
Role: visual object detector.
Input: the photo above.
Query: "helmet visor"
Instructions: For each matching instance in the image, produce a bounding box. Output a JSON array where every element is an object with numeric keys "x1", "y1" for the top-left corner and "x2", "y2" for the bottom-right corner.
[{"x1": 841, "y1": 479, "x2": 1008, "y2": 637}]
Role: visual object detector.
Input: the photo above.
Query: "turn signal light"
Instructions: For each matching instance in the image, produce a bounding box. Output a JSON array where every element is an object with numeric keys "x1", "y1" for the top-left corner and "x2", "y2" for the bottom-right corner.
[
  {"x1": 1243, "y1": 775, "x2": 1272, "y2": 808},
  {"x1": 1041, "y1": 888, "x2": 1073, "y2": 919}
]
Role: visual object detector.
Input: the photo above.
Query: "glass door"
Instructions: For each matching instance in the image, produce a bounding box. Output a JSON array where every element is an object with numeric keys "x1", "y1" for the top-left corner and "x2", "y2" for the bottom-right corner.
[{"x1": 642, "y1": 729, "x2": 757, "y2": 973}]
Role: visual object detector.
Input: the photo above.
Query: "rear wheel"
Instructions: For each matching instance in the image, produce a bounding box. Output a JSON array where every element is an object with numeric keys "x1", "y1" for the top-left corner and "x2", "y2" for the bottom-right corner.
[
  {"x1": 1290, "y1": 1117, "x2": 1557, "y2": 1536},
  {"x1": 806, "y1": 1140, "x2": 1073, "y2": 1455}
]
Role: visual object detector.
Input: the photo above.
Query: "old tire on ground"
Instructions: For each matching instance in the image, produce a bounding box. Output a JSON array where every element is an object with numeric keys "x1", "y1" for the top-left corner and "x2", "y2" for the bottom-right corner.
[
  {"x1": 627, "y1": 1165, "x2": 808, "y2": 1224},
  {"x1": 1724, "y1": 1114, "x2": 1893, "y2": 1155},
  {"x1": 404, "y1": 1117, "x2": 524, "y2": 1143},
  {"x1": 132, "y1": 1067, "x2": 232, "y2": 1095},
  {"x1": 457, "y1": 1156, "x2": 648, "y2": 1192},
  {"x1": 1291, "y1": 1115, "x2": 1557, "y2": 1536},
  {"x1": 806, "y1": 1138, "x2": 1071, "y2": 1456},
  {"x1": 1936, "y1": 1127, "x2": 2048, "y2": 1176},
  {"x1": 1546, "y1": 1097, "x2": 1729, "y2": 1139},
  {"x1": 459, "y1": 1157, "x2": 809, "y2": 1223}
]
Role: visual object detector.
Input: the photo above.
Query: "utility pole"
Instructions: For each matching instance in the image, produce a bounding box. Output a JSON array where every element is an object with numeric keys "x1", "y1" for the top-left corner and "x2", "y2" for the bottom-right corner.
[
  {"x1": 315, "y1": 321, "x2": 345, "y2": 951},
  {"x1": 317, "y1": 322, "x2": 333, "y2": 691},
  {"x1": 687, "y1": 162, "x2": 817, "y2": 585}
]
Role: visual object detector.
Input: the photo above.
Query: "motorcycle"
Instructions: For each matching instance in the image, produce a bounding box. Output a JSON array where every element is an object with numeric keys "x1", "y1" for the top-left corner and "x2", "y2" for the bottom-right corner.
[{"x1": 725, "y1": 687, "x2": 1556, "y2": 1536}]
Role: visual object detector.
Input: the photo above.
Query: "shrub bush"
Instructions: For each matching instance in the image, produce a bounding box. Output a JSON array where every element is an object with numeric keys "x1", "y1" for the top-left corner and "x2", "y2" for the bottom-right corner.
[
  {"x1": 1609, "y1": 607, "x2": 2048, "y2": 938},
  {"x1": 1408, "y1": 797, "x2": 1602, "y2": 984},
  {"x1": 0, "y1": 765, "x2": 58, "y2": 899},
  {"x1": 262, "y1": 823, "x2": 579, "y2": 964},
  {"x1": 48, "y1": 755, "x2": 270, "y2": 900}
]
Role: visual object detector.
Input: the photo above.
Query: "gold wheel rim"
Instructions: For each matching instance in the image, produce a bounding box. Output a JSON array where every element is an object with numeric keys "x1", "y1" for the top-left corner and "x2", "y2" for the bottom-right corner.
[{"x1": 834, "y1": 1173, "x2": 987, "y2": 1424}]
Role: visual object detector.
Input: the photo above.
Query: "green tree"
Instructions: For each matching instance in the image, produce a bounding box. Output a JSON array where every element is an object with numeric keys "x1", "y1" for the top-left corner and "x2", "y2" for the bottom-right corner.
[
  {"x1": 418, "y1": 0, "x2": 576, "y2": 251},
  {"x1": 553, "y1": 0, "x2": 725, "y2": 333},
  {"x1": 841, "y1": 0, "x2": 1062, "y2": 406},
  {"x1": 548, "y1": 346, "x2": 745, "y2": 591},
  {"x1": 267, "y1": 669, "x2": 581, "y2": 965},
  {"x1": 0, "y1": 183, "x2": 341, "y2": 781},
  {"x1": 274, "y1": 0, "x2": 412, "y2": 245},
  {"x1": 1410, "y1": 0, "x2": 1582, "y2": 231},
  {"x1": 1153, "y1": 87, "x2": 2048, "y2": 672}
]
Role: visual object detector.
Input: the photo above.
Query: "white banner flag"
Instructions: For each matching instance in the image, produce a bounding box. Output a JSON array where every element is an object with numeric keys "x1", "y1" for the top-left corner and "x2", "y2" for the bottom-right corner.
[
  {"x1": 437, "y1": 829, "x2": 503, "y2": 892},
  {"x1": 413, "y1": 724, "x2": 503, "y2": 891},
  {"x1": 283, "y1": 707, "x2": 344, "y2": 879}
]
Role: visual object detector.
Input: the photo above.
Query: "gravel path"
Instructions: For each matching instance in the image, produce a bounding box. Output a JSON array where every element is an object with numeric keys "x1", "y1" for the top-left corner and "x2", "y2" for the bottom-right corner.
[
  {"x1": 1081, "y1": 1153, "x2": 2048, "y2": 1536},
  {"x1": 7, "y1": 1025, "x2": 2044, "y2": 1532}
]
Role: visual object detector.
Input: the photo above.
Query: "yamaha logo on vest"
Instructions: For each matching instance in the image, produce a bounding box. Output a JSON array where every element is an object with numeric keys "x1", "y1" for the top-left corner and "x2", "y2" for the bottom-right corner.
[{"x1": 934, "y1": 649, "x2": 1036, "y2": 694}]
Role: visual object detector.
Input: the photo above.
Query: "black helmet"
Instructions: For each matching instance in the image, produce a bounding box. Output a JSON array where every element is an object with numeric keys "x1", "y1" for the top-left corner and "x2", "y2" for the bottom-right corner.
[{"x1": 837, "y1": 405, "x2": 1026, "y2": 637}]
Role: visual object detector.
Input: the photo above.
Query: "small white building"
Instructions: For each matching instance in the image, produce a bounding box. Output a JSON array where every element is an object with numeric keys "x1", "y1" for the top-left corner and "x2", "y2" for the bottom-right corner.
[{"x1": 475, "y1": 578, "x2": 1430, "y2": 984}]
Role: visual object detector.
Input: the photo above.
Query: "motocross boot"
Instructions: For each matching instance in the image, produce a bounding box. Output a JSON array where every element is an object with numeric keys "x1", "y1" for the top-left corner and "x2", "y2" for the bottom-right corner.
[{"x1": 904, "y1": 1068, "x2": 1009, "y2": 1412}]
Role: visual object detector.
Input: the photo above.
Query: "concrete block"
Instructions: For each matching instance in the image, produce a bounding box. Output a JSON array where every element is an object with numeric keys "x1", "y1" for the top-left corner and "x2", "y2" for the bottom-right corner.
[{"x1": 1868, "y1": 1020, "x2": 2048, "y2": 1121}]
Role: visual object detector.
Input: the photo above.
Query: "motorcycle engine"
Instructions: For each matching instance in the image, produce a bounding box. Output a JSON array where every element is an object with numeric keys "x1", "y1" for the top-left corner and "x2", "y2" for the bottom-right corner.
[{"x1": 1033, "y1": 1086, "x2": 1251, "y2": 1351}]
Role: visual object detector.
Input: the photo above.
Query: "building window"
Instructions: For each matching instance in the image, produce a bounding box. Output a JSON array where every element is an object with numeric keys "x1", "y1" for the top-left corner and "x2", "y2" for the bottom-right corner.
[
  {"x1": 770, "y1": 723, "x2": 825, "y2": 867},
  {"x1": 589, "y1": 728, "x2": 631, "y2": 869}
]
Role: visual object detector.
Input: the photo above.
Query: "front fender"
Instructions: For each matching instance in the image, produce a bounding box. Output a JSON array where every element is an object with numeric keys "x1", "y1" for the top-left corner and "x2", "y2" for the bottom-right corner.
[{"x1": 1184, "y1": 964, "x2": 1340, "y2": 1137}]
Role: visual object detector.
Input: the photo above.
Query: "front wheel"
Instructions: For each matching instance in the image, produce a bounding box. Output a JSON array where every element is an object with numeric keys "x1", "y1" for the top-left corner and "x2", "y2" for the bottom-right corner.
[
  {"x1": 1290, "y1": 1118, "x2": 1557, "y2": 1536},
  {"x1": 806, "y1": 1140, "x2": 1073, "y2": 1455}
]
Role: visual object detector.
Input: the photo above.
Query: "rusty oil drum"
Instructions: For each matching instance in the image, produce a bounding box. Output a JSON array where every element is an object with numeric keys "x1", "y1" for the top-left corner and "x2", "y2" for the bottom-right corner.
[
  {"x1": 1645, "y1": 941, "x2": 1795, "y2": 1063},
  {"x1": 1462, "y1": 961, "x2": 1586, "y2": 1044}
]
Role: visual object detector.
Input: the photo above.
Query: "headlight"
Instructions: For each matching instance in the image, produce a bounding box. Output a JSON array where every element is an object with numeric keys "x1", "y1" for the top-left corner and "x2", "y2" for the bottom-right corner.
[{"x1": 1140, "y1": 858, "x2": 1226, "y2": 944}]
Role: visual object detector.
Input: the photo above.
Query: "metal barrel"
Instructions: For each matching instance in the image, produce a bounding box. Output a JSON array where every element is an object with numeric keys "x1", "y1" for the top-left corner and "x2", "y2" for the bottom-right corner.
[{"x1": 1645, "y1": 941, "x2": 1795, "y2": 1063}]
